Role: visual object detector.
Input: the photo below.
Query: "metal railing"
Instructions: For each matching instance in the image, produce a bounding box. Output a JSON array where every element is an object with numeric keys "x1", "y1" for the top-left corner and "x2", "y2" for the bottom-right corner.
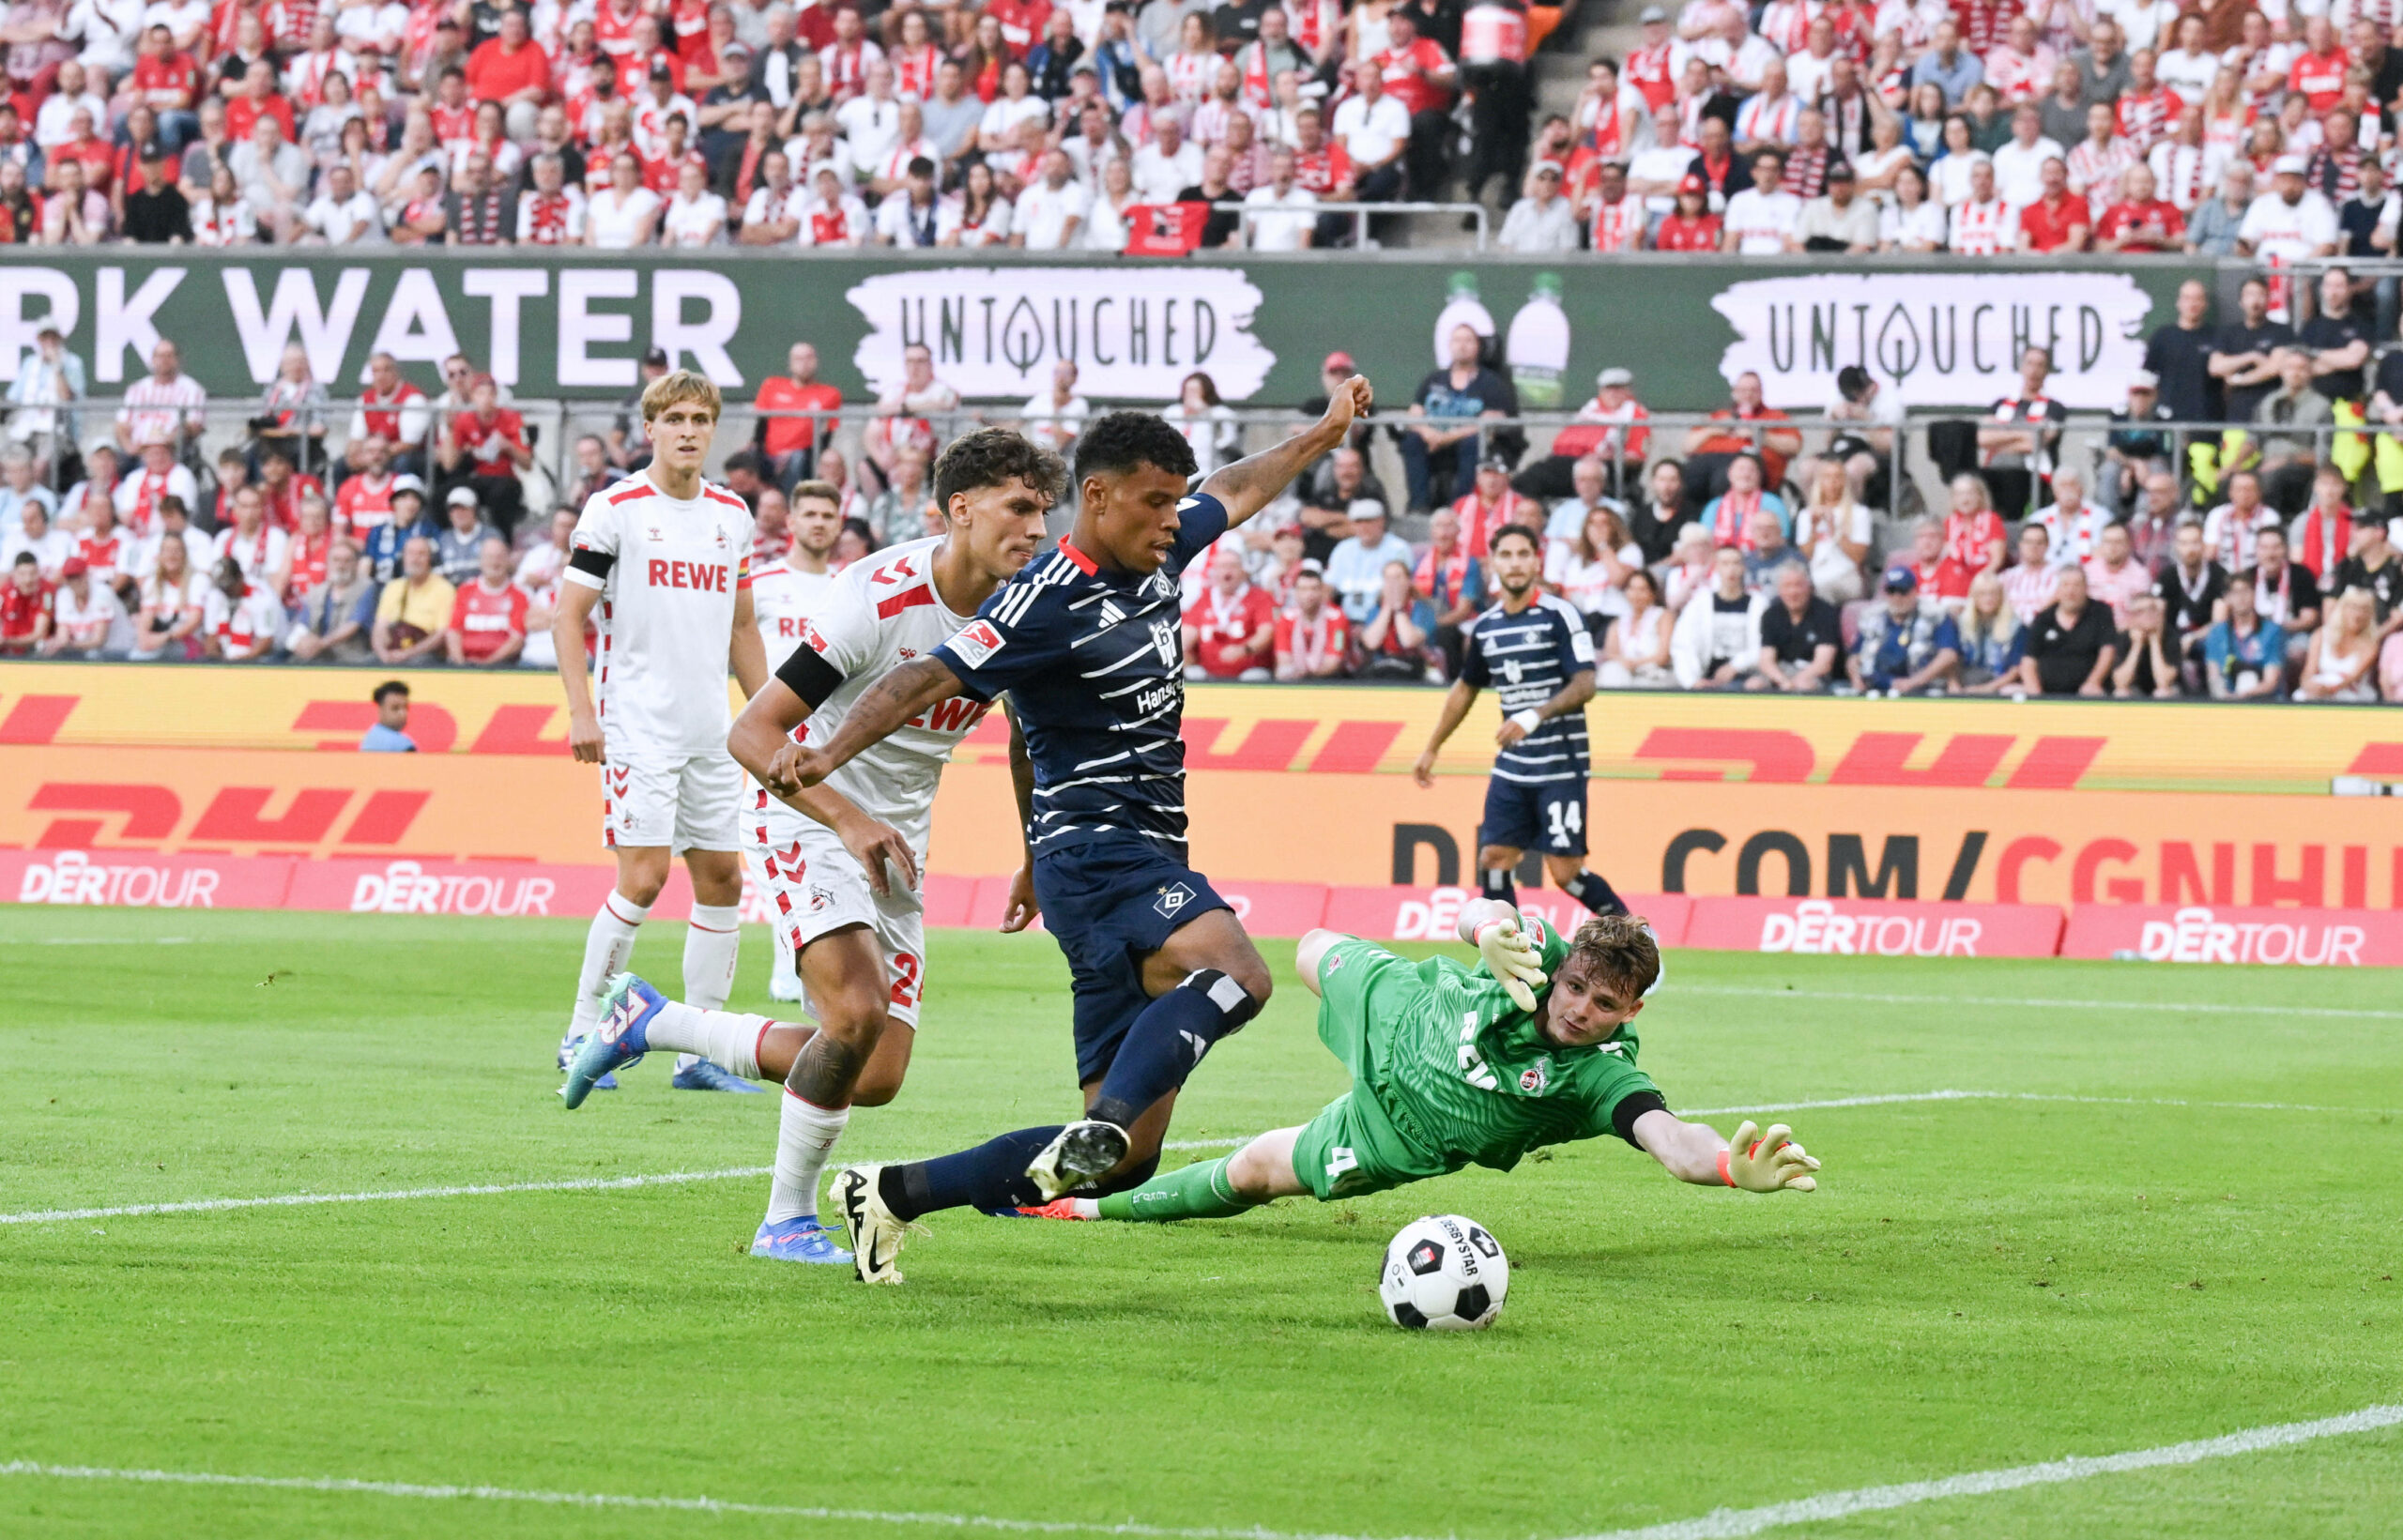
[{"x1": 1204, "y1": 200, "x2": 1492, "y2": 251}]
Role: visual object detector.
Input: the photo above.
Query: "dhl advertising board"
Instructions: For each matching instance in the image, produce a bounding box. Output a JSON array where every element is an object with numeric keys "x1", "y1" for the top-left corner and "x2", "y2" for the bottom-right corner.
[{"x1": 9, "y1": 662, "x2": 2403, "y2": 792}]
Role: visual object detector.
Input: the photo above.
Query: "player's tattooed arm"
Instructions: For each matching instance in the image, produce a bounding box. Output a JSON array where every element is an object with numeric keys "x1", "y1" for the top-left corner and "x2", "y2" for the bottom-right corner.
[
  {"x1": 1411, "y1": 679, "x2": 1478, "y2": 786},
  {"x1": 1201, "y1": 374, "x2": 1374, "y2": 527},
  {"x1": 783, "y1": 656, "x2": 964, "y2": 787},
  {"x1": 1001, "y1": 700, "x2": 1039, "y2": 932},
  {"x1": 1496, "y1": 667, "x2": 1595, "y2": 749}
]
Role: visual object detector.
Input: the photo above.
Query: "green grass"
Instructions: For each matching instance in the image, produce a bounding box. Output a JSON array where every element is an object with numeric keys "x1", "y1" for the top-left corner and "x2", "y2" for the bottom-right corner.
[{"x1": 2, "y1": 907, "x2": 2399, "y2": 1540}]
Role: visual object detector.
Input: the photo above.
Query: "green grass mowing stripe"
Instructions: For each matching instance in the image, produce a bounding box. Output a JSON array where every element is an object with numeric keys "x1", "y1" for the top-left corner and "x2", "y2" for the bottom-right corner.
[
  {"x1": 8, "y1": 1089, "x2": 2395, "y2": 1227},
  {"x1": 8, "y1": 1403, "x2": 2398, "y2": 1539},
  {"x1": 1577, "y1": 1403, "x2": 2403, "y2": 1540},
  {"x1": 1679, "y1": 985, "x2": 2403, "y2": 1020}
]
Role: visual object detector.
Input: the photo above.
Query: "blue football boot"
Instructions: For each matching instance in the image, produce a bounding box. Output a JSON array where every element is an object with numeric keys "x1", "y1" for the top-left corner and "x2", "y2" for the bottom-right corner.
[
  {"x1": 671, "y1": 1058, "x2": 766, "y2": 1093},
  {"x1": 749, "y1": 1214, "x2": 854, "y2": 1264},
  {"x1": 560, "y1": 973, "x2": 663, "y2": 1108}
]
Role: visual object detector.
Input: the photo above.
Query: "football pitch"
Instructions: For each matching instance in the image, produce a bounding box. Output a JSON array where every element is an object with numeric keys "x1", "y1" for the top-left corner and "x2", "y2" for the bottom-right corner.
[{"x1": 2, "y1": 907, "x2": 2399, "y2": 1539}]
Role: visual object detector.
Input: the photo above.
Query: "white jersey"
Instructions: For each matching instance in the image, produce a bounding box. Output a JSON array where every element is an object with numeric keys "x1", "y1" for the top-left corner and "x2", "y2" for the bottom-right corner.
[
  {"x1": 778, "y1": 535, "x2": 992, "y2": 849},
  {"x1": 564, "y1": 469, "x2": 756, "y2": 756},
  {"x1": 751, "y1": 557, "x2": 839, "y2": 668}
]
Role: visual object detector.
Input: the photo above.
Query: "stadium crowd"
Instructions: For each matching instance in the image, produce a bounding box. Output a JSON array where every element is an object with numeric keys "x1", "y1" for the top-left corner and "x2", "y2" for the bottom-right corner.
[
  {"x1": 0, "y1": 0, "x2": 1567, "y2": 250},
  {"x1": 8, "y1": 290, "x2": 2403, "y2": 701}
]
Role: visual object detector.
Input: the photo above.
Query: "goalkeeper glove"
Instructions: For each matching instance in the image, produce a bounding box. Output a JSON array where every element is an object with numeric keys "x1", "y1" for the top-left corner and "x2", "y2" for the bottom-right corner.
[
  {"x1": 1473, "y1": 910, "x2": 1548, "y2": 1012},
  {"x1": 1718, "y1": 1121, "x2": 1820, "y2": 1193}
]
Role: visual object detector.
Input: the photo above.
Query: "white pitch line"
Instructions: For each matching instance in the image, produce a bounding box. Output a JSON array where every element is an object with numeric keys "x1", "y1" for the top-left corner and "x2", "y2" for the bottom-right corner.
[
  {"x1": 7, "y1": 1089, "x2": 2389, "y2": 1229},
  {"x1": 1678, "y1": 985, "x2": 2403, "y2": 1021},
  {"x1": 0, "y1": 1461, "x2": 1386, "y2": 1540},
  {"x1": 1574, "y1": 1403, "x2": 2403, "y2": 1540},
  {"x1": 0, "y1": 1166, "x2": 773, "y2": 1227},
  {"x1": 7, "y1": 1403, "x2": 2401, "y2": 1537}
]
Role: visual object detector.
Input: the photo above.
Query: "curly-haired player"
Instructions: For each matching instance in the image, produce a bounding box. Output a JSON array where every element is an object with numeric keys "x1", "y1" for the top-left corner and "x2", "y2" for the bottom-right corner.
[
  {"x1": 1026, "y1": 906, "x2": 1822, "y2": 1225},
  {"x1": 560, "y1": 429, "x2": 1066, "y2": 1265}
]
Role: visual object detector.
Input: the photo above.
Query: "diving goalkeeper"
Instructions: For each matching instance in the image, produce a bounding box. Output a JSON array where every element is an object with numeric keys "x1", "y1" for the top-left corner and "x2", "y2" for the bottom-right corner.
[{"x1": 1022, "y1": 904, "x2": 1820, "y2": 1223}]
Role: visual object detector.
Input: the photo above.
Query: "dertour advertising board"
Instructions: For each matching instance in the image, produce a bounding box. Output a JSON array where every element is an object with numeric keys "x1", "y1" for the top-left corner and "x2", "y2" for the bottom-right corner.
[{"x1": 0, "y1": 252, "x2": 2205, "y2": 409}]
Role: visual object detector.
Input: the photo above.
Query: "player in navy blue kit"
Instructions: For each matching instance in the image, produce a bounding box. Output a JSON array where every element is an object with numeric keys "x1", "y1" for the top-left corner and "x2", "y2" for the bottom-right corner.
[
  {"x1": 773, "y1": 378, "x2": 1375, "y2": 1281},
  {"x1": 1411, "y1": 524, "x2": 1625, "y2": 918}
]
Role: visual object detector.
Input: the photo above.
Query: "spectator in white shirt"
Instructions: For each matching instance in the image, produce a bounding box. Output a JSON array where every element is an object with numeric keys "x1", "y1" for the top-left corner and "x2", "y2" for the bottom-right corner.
[
  {"x1": 43, "y1": 557, "x2": 130, "y2": 658},
  {"x1": 1329, "y1": 59, "x2": 1409, "y2": 200},
  {"x1": 1628, "y1": 102, "x2": 1694, "y2": 215},
  {"x1": 1988, "y1": 101, "x2": 2067, "y2": 206},
  {"x1": 1011, "y1": 148, "x2": 1091, "y2": 248},
  {"x1": 1129, "y1": 113, "x2": 1203, "y2": 203},
  {"x1": 838, "y1": 58, "x2": 907, "y2": 180},
  {"x1": 1241, "y1": 147, "x2": 1320, "y2": 249},
  {"x1": 302, "y1": 162, "x2": 384, "y2": 243},
  {"x1": 1948, "y1": 156, "x2": 2021, "y2": 254},
  {"x1": 1019, "y1": 358, "x2": 1090, "y2": 455},
  {"x1": 2028, "y1": 465, "x2": 2109, "y2": 567},
  {"x1": 1721, "y1": 147, "x2": 1801, "y2": 252},
  {"x1": 739, "y1": 150, "x2": 803, "y2": 243},
  {"x1": 1497, "y1": 162, "x2": 1579, "y2": 251},
  {"x1": 34, "y1": 60, "x2": 107, "y2": 147},
  {"x1": 660, "y1": 159, "x2": 729, "y2": 245},
  {"x1": 2237, "y1": 155, "x2": 2340, "y2": 260},
  {"x1": 874, "y1": 155, "x2": 945, "y2": 245}
]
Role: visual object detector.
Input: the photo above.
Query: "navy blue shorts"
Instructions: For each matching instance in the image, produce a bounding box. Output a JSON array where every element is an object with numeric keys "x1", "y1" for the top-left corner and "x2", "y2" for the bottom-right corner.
[
  {"x1": 1479, "y1": 776, "x2": 1587, "y2": 858},
  {"x1": 1033, "y1": 835, "x2": 1233, "y2": 1084}
]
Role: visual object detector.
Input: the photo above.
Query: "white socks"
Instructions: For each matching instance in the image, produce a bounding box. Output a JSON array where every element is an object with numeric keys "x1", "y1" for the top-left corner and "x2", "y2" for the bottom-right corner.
[
  {"x1": 767, "y1": 1091, "x2": 850, "y2": 1223},
  {"x1": 641, "y1": 1000, "x2": 768, "y2": 1079},
  {"x1": 570, "y1": 892, "x2": 652, "y2": 1038},
  {"x1": 677, "y1": 902, "x2": 742, "y2": 1073}
]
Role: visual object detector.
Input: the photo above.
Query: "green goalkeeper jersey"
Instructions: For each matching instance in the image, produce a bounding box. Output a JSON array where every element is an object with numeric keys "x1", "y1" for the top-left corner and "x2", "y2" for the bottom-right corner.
[{"x1": 1339, "y1": 916, "x2": 1661, "y2": 1176}]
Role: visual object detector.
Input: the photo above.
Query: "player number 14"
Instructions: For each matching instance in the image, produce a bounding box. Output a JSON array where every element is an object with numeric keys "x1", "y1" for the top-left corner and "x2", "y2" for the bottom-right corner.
[{"x1": 1545, "y1": 800, "x2": 1582, "y2": 844}]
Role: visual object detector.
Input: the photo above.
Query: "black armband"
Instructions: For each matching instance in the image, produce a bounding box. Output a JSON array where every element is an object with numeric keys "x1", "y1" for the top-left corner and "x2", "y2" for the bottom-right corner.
[
  {"x1": 568, "y1": 547, "x2": 615, "y2": 579},
  {"x1": 1612, "y1": 1090, "x2": 1669, "y2": 1148},
  {"x1": 774, "y1": 643, "x2": 845, "y2": 709}
]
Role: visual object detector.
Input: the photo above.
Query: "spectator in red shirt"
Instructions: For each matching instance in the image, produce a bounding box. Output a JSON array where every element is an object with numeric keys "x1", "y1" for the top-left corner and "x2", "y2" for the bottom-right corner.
[
  {"x1": 438, "y1": 378, "x2": 533, "y2": 535},
  {"x1": 1684, "y1": 369, "x2": 1801, "y2": 500},
  {"x1": 1906, "y1": 516, "x2": 1974, "y2": 610},
  {"x1": 752, "y1": 341, "x2": 844, "y2": 486},
  {"x1": 445, "y1": 534, "x2": 531, "y2": 666},
  {"x1": 222, "y1": 58, "x2": 297, "y2": 145},
  {"x1": 984, "y1": 0, "x2": 1052, "y2": 57},
  {"x1": 1942, "y1": 472, "x2": 2010, "y2": 575},
  {"x1": 467, "y1": 8, "x2": 554, "y2": 141},
  {"x1": 2092, "y1": 161, "x2": 2184, "y2": 251},
  {"x1": 1274, "y1": 562, "x2": 1352, "y2": 679},
  {"x1": 2288, "y1": 16, "x2": 2349, "y2": 114},
  {"x1": 131, "y1": 24, "x2": 202, "y2": 146},
  {"x1": 1654, "y1": 174, "x2": 1722, "y2": 251},
  {"x1": 2017, "y1": 156, "x2": 2090, "y2": 251},
  {"x1": 1181, "y1": 543, "x2": 1277, "y2": 680},
  {"x1": 1, "y1": 552, "x2": 51, "y2": 653},
  {"x1": 1450, "y1": 456, "x2": 1539, "y2": 557},
  {"x1": 1375, "y1": 9, "x2": 1458, "y2": 196}
]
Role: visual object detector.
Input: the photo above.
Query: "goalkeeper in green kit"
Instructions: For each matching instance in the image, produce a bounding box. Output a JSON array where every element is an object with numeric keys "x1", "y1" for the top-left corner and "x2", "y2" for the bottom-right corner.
[{"x1": 1019, "y1": 901, "x2": 1822, "y2": 1225}]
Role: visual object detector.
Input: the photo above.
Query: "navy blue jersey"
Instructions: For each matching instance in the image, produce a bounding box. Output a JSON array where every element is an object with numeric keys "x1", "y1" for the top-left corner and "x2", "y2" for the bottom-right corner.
[
  {"x1": 1461, "y1": 594, "x2": 1594, "y2": 785},
  {"x1": 934, "y1": 493, "x2": 1231, "y2": 853}
]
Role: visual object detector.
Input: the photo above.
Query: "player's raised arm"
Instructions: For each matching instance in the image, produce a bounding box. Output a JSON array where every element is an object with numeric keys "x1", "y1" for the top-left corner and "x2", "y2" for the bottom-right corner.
[
  {"x1": 781, "y1": 654, "x2": 965, "y2": 789},
  {"x1": 1200, "y1": 374, "x2": 1374, "y2": 528},
  {"x1": 1631, "y1": 1112, "x2": 1820, "y2": 1192},
  {"x1": 734, "y1": 636, "x2": 922, "y2": 894}
]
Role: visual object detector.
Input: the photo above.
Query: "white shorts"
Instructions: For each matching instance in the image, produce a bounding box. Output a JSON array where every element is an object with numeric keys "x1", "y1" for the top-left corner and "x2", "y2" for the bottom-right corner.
[
  {"x1": 603, "y1": 749, "x2": 743, "y2": 854},
  {"x1": 749, "y1": 787, "x2": 926, "y2": 1027}
]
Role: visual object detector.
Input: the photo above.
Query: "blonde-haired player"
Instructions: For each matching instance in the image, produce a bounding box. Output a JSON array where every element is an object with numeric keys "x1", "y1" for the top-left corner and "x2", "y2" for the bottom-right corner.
[{"x1": 551, "y1": 369, "x2": 772, "y2": 1092}]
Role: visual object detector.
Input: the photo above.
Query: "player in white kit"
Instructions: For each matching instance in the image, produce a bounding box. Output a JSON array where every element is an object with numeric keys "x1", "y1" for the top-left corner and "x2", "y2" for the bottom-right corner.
[
  {"x1": 550, "y1": 370, "x2": 772, "y2": 1094},
  {"x1": 744, "y1": 480, "x2": 845, "y2": 1003},
  {"x1": 560, "y1": 429, "x2": 1067, "y2": 1263}
]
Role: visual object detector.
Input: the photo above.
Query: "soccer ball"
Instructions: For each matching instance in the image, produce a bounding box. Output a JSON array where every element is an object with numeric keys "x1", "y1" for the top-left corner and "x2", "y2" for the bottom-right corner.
[{"x1": 1378, "y1": 1214, "x2": 1508, "y2": 1331}]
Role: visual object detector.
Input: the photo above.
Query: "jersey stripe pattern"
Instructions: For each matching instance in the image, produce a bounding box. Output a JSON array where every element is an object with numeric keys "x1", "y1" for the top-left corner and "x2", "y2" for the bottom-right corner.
[
  {"x1": 934, "y1": 494, "x2": 1230, "y2": 854},
  {"x1": 1461, "y1": 593, "x2": 1594, "y2": 785}
]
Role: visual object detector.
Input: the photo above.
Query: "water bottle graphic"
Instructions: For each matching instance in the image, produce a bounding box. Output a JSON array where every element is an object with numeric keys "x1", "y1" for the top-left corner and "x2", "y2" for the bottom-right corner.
[
  {"x1": 1432, "y1": 270, "x2": 1496, "y2": 368},
  {"x1": 1506, "y1": 272, "x2": 1569, "y2": 409}
]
